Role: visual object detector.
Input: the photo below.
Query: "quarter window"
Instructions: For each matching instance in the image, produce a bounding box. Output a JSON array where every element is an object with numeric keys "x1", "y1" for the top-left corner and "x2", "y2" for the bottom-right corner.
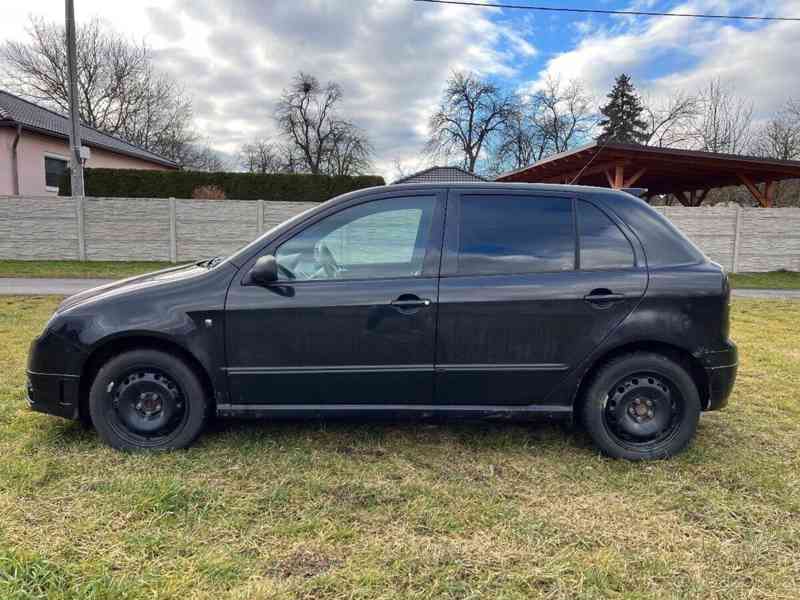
[
  {"x1": 44, "y1": 156, "x2": 68, "y2": 189},
  {"x1": 578, "y1": 201, "x2": 635, "y2": 270},
  {"x1": 275, "y1": 196, "x2": 434, "y2": 281},
  {"x1": 456, "y1": 195, "x2": 575, "y2": 275}
]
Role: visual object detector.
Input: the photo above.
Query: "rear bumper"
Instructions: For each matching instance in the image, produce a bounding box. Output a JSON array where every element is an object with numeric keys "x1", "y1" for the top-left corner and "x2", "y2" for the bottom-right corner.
[
  {"x1": 26, "y1": 371, "x2": 81, "y2": 421},
  {"x1": 699, "y1": 340, "x2": 738, "y2": 411}
]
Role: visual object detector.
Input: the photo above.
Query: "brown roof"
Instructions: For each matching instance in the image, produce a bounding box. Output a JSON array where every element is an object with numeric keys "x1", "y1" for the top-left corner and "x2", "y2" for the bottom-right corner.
[
  {"x1": 393, "y1": 165, "x2": 487, "y2": 184},
  {"x1": 0, "y1": 90, "x2": 178, "y2": 168},
  {"x1": 495, "y1": 142, "x2": 800, "y2": 195}
]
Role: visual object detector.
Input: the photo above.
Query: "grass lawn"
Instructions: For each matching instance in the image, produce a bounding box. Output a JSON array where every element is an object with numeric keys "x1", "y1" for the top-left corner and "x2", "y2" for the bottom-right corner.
[
  {"x1": 1, "y1": 297, "x2": 799, "y2": 599},
  {"x1": 0, "y1": 260, "x2": 175, "y2": 280},
  {"x1": 728, "y1": 270, "x2": 800, "y2": 290}
]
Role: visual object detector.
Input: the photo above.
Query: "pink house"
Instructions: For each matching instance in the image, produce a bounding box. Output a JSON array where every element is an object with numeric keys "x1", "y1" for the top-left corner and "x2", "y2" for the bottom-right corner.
[{"x1": 0, "y1": 90, "x2": 177, "y2": 196}]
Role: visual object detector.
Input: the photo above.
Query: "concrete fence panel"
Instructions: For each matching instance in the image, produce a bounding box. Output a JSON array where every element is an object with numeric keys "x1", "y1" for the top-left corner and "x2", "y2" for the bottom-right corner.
[{"x1": 1, "y1": 195, "x2": 799, "y2": 272}]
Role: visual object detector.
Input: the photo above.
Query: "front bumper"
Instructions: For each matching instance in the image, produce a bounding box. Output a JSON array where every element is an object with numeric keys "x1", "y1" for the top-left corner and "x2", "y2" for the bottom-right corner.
[
  {"x1": 699, "y1": 340, "x2": 738, "y2": 411},
  {"x1": 26, "y1": 333, "x2": 83, "y2": 421},
  {"x1": 26, "y1": 370, "x2": 81, "y2": 420}
]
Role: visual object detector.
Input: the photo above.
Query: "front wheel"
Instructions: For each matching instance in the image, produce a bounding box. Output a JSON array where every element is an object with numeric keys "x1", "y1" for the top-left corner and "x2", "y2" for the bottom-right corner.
[
  {"x1": 89, "y1": 349, "x2": 208, "y2": 451},
  {"x1": 581, "y1": 352, "x2": 701, "y2": 460}
]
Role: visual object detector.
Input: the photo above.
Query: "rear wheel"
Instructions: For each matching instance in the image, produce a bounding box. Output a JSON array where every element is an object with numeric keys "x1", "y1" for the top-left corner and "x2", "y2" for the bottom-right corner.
[
  {"x1": 89, "y1": 349, "x2": 207, "y2": 451},
  {"x1": 580, "y1": 352, "x2": 700, "y2": 460}
]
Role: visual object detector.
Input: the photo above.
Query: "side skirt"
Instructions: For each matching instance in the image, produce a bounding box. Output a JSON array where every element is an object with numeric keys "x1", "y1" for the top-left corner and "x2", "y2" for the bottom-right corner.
[{"x1": 216, "y1": 403, "x2": 573, "y2": 421}]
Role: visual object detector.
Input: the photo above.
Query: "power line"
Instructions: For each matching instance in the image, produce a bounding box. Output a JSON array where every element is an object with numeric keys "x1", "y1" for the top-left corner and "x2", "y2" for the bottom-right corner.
[{"x1": 413, "y1": 0, "x2": 800, "y2": 22}]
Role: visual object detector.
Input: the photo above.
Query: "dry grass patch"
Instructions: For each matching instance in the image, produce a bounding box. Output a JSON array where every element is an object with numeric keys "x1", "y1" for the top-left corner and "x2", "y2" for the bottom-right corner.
[{"x1": 1, "y1": 296, "x2": 799, "y2": 599}]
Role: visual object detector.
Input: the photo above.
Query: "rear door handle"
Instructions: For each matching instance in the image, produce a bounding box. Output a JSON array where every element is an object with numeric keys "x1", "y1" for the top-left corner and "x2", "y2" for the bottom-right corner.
[{"x1": 390, "y1": 298, "x2": 432, "y2": 308}]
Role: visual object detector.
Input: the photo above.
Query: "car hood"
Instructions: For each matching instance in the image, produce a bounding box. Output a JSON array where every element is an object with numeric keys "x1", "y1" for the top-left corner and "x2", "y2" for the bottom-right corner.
[{"x1": 56, "y1": 263, "x2": 210, "y2": 315}]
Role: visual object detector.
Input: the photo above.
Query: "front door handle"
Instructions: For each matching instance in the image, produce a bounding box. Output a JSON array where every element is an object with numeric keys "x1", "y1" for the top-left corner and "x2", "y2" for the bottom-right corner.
[{"x1": 390, "y1": 297, "x2": 432, "y2": 308}]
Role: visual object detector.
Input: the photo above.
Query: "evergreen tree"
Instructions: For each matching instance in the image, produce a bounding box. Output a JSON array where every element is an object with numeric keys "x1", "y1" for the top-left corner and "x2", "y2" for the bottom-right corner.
[{"x1": 597, "y1": 74, "x2": 648, "y2": 144}]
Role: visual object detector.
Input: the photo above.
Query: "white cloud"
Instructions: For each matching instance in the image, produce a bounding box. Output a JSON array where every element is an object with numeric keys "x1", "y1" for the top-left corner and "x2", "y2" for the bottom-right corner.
[
  {"x1": 0, "y1": 0, "x2": 537, "y2": 181},
  {"x1": 531, "y1": 0, "x2": 800, "y2": 120}
]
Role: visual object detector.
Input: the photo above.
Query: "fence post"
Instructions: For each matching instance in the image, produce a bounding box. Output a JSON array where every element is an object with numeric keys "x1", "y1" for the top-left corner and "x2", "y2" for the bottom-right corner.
[
  {"x1": 257, "y1": 199, "x2": 265, "y2": 234},
  {"x1": 169, "y1": 197, "x2": 177, "y2": 263},
  {"x1": 76, "y1": 195, "x2": 86, "y2": 260},
  {"x1": 731, "y1": 205, "x2": 743, "y2": 273}
]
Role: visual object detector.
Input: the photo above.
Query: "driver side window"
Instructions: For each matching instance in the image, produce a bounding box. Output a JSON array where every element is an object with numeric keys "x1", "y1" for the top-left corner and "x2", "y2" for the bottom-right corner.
[{"x1": 275, "y1": 196, "x2": 435, "y2": 281}]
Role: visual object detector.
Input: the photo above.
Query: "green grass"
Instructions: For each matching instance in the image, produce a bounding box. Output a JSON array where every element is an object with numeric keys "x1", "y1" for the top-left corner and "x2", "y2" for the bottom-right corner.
[
  {"x1": 1, "y1": 296, "x2": 800, "y2": 598},
  {"x1": 0, "y1": 260, "x2": 175, "y2": 279},
  {"x1": 728, "y1": 270, "x2": 800, "y2": 290}
]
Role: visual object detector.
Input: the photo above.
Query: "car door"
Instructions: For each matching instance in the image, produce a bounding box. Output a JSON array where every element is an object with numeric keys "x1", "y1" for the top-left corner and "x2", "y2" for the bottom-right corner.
[
  {"x1": 434, "y1": 189, "x2": 647, "y2": 406},
  {"x1": 224, "y1": 190, "x2": 445, "y2": 407}
]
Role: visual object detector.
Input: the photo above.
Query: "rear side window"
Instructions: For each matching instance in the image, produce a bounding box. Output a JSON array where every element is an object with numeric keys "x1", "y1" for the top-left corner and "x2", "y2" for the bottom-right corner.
[
  {"x1": 456, "y1": 195, "x2": 575, "y2": 275},
  {"x1": 578, "y1": 200, "x2": 635, "y2": 270}
]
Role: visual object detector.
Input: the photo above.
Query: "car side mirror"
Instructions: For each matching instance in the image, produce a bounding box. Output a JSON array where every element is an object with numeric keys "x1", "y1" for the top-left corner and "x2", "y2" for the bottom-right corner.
[{"x1": 249, "y1": 255, "x2": 279, "y2": 285}]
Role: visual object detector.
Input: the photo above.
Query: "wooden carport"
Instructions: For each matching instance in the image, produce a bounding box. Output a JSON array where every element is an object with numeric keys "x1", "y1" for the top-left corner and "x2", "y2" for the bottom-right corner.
[{"x1": 495, "y1": 142, "x2": 800, "y2": 207}]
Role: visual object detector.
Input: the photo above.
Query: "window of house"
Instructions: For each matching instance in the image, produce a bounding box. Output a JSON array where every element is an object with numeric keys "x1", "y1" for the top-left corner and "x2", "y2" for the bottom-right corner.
[
  {"x1": 44, "y1": 156, "x2": 69, "y2": 190},
  {"x1": 456, "y1": 195, "x2": 575, "y2": 275},
  {"x1": 577, "y1": 200, "x2": 635, "y2": 270}
]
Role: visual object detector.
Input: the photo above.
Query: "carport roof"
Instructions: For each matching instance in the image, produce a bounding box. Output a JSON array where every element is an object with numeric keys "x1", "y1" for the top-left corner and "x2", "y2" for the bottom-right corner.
[{"x1": 496, "y1": 142, "x2": 800, "y2": 206}]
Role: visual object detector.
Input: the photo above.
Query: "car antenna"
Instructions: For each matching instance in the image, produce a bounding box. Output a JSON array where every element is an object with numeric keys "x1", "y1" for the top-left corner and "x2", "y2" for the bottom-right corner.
[{"x1": 568, "y1": 137, "x2": 614, "y2": 185}]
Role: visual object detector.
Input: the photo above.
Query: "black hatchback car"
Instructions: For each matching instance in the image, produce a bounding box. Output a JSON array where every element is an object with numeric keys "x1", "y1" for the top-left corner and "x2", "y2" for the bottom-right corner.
[{"x1": 27, "y1": 183, "x2": 737, "y2": 459}]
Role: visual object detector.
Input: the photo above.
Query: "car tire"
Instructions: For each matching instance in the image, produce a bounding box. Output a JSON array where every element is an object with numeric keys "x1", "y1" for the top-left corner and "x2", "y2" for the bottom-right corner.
[
  {"x1": 580, "y1": 352, "x2": 701, "y2": 460},
  {"x1": 89, "y1": 349, "x2": 208, "y2": 451}
]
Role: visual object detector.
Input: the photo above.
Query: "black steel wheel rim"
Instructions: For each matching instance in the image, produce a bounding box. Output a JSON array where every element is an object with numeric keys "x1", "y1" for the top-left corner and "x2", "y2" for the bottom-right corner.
[
  {"x1": 602, "y1": 372, "x2": 683, "y2": 448},
  {"x1": 106, "y1": 367, "x2": 189, "y2": 446}
]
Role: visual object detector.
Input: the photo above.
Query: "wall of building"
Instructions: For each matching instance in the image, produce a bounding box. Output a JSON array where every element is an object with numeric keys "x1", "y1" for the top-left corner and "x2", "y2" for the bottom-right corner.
[
  {"x1": 0, "y1": 130, "x2": 172, "y2": 196},
  {"x1": 0, "y1": 128, "x2": 17, "y2": 196},
  {"x1": 0, "y1": 196, "x2": 798, "y2": 272}
]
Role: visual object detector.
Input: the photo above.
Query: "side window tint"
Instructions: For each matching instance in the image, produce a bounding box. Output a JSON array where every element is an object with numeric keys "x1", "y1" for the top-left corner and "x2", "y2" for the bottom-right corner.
[
  {"x1": 275, "y1": 196, "x2": 434, "y2": 281},
  {"x1": 457, "y1": 195, "x2": 575, "y2": 275},
  {"x1": 578, "y1": 201, "x2": 635, "y2": 270}
]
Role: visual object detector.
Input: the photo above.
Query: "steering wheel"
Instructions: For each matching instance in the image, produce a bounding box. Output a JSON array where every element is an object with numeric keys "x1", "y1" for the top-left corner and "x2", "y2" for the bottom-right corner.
[
  {"x1": 277, "y1": 264, "x2": 296, "y2": 280},
  {"x1": 315, "y1": 241, "x2": 342, "y2": 278}
]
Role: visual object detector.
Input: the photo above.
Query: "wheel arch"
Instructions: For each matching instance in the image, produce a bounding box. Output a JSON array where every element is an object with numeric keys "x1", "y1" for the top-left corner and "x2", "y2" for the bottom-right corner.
[
  {"x1": 571, "y1": 340, "x2": 710, "y2": 419},
  {"x1": 78, "y1": 333, "x2": 216, "y2": 424}
]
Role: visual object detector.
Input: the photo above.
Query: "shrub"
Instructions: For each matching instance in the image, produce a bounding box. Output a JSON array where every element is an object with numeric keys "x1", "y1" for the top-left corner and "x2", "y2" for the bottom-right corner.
[
  {"x1": 191, "y1": 184, "x2": 226, "y2": 200},
  {"x1": 60, "y1": 169, "x2": 386, "y2": 202}
]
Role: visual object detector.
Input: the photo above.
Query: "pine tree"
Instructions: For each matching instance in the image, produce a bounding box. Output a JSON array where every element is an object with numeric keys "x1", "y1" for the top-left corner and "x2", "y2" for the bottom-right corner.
[{"x1": 597, "y1": 74, "x2": 648, "y2": 144}]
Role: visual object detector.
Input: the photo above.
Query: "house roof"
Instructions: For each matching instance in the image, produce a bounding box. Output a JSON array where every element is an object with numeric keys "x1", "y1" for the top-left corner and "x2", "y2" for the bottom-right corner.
[
  {"x1": 392, "y1": 165, "x2": 487, "y2": 184},
  {"x1": 0, "y1": 90, "x2": 178, "y2": 168},
  {"x1": 496, "y1": 141, "x2": 800, "y2": 195}
]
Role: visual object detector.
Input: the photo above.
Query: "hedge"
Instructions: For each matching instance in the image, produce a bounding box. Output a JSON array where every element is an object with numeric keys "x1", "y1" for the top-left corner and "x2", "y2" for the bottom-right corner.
[{"x1": 59, "y1": 169, "x2": 386, "y2": 202}]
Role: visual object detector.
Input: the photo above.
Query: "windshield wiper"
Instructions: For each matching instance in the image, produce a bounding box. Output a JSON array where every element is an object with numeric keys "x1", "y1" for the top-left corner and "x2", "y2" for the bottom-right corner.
[{"x1": 196, "y1": 256, "x2": 224, "y2": 269}]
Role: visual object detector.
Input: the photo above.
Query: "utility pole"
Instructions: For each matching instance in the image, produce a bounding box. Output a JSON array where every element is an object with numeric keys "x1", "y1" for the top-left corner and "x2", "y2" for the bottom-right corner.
[{"x1": 65, "y1": 0, "x2": 85, "y2": 197}]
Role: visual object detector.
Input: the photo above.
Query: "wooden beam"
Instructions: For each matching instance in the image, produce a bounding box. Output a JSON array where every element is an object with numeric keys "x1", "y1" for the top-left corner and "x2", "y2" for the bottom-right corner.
[
  {"x1": 604, "y1": 170, "x2": 614, "y2": 187},
  {"x1": 623, "y1": 167, "x2": 647, "y2": 188},
  {"x1": 738, "y1": 173, "x2": 768, "y2": 207},
  {"x1": 614, "y1": 163, "x2": 625, "y2": 189},
  {"x1": 674, "y1": 190, "x2": 691, "y2": 206},
  {"x1": 764, "y1": 179, "x2": 776, "y2": 207}
]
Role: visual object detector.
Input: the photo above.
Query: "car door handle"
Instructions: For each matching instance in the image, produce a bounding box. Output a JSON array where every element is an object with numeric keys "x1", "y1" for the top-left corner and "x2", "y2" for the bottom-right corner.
[
  {"x1": 583, "y1": 291, "x2": 626, "y2": 303},
  {"x1": 390, "y1": 296, "x2": 432, "y2": 308}
]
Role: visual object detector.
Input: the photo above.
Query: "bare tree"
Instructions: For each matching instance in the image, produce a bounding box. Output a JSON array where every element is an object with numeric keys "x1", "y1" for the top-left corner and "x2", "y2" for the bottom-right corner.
[
  {"x1": 752, "y1": 99, "x2": 800, "y2": 160},
  {"x1": 179, "y1": 143, "x2": 226, "y2": 172},
  {"x1": 324, "y1": 122, "x2": 373, "y2": 176},
  {"x1": 275, "y1": 72, "x2": 373, "y2": 176},
  {"x1": 489, "y1": 76, "x2": 595, "y2": 176},
  {"x1": 641, "y1": 91, "x2": 700, "y2": 148},
  {"x1": 427, "y1": 71, "x2": 518, "y2": 173},
  {"x1": 1, "y1": 17, "x2": 197, "y2": 163},
  {"x1": 239, "y1": 139, "x2": 285, "y2": 174},
  {"x1": 694, "y1": 78, "x2": 753, "y2": 154},
  {"x1": 534, "y1": 76, "x2": 595, "y2": 154}
]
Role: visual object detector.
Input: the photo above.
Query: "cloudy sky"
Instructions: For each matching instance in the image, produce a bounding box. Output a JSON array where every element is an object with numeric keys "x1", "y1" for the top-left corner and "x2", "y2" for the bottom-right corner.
[{"x1": 1, "y1": 0, "x2": 799, "y2": 180}]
